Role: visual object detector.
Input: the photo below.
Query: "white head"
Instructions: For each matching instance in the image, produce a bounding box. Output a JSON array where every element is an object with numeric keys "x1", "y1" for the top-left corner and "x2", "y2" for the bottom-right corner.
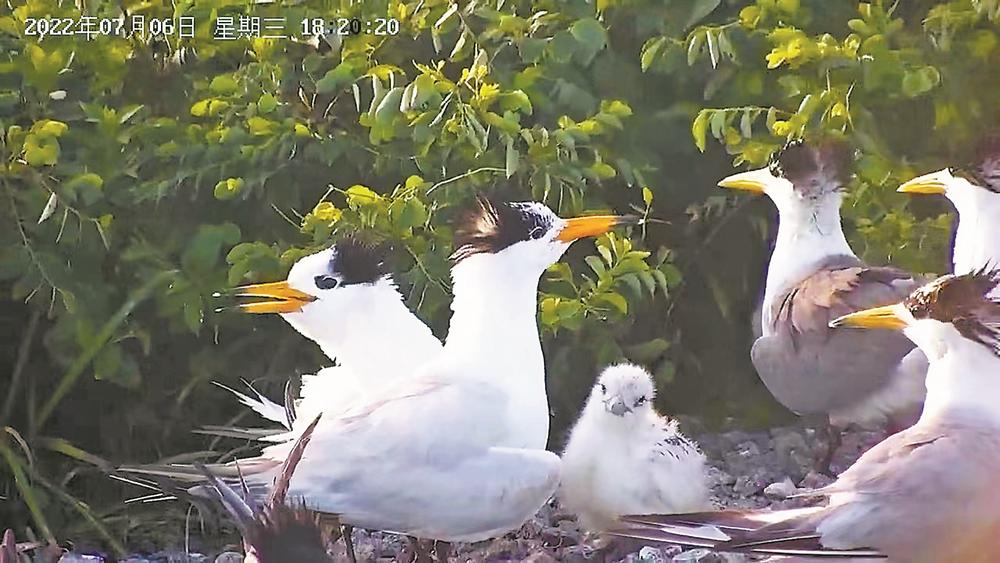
[
  {"x1": 897, "y1": 168, "x2": 999, "y2": 213},
  {"x1": 450, "y1": 197, "x2": 638, "y2": 277},
  {"x1": 717, "y1": 139, "x2": 854, "y2": 233},
  {"x1": 226, "y1": 238, "x2": 399, "y2": 339},
  {"x1": 897, "y1": 138, "x2": 1000, "y2": 275},
  {"x1": 587, "y1": 363, "x2": 657, "y2": 422}
]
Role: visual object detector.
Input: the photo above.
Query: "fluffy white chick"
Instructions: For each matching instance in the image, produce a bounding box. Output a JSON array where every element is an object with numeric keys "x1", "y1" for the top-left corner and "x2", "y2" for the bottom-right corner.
[{"x1": 560, "y1": 363, "x2": 712, "y2": 532}]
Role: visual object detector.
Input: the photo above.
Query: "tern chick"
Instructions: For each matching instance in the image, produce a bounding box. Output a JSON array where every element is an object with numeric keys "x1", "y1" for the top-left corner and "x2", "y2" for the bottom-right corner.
[{"x1": 560, "y1": 363, "x2": 711, "y2": 532}]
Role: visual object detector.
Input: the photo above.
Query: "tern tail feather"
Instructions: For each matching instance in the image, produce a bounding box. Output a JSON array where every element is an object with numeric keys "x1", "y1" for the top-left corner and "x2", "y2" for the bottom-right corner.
[
  {"x1": 614, "y1": 509, "x2": 886, "y2": 559},
  {"x1": 213, "y1": 380, "x2": 291, "y2": 429}
]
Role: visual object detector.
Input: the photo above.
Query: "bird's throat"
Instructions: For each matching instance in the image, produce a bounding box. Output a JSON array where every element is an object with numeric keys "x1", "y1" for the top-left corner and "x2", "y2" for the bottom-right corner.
[{"x1": 762, "y1": 206, "x2": 855, "y2": 335}]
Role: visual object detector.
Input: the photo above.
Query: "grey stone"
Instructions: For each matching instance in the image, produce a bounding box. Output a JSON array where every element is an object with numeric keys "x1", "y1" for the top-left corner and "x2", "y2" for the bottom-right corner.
[
  {"x1": 213, "y1": 553, "x2": 243, "y2": 563},
  {"x1": 763, "y1": 477, "x2": 798, "y2": 499}
]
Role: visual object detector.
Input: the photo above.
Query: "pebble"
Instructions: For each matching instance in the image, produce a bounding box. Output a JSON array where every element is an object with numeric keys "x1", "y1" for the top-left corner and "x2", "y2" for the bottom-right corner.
[{"x1": 763, "y1": 477, "x2": 797, "y2": 499}]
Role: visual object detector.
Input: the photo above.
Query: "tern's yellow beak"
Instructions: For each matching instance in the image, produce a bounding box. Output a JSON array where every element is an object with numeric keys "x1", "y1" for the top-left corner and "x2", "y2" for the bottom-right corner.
[
  {"x1": 556, "y1": 215, "x2": 639, "y2": 242},
  {"x1": 229, "y1": 280, "x2": 316, "y2": 314},
  {"x1": 717, "y1": 169, "x2": 769, "y2": 194},
  {"x1": 897, "y1": 169, "x2": 950, "y2": 195},
  {"x1": 829, "y1": 304, "x2": 908, "y2": 331}
]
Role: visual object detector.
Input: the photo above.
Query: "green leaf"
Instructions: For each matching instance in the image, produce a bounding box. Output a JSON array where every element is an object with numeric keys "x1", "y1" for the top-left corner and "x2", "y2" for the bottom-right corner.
[
  {"x1": 585, "y1": 255, "x2": 608, "y2": 278},
  {"x1": 505, "y1": 138, "x2": 519, "y2": 178},
  {"x1": 23, "y1": 134, "x2": 59, "y2": 166},
  {"x1": 642, "y1": 186, "x2": 654, "y2": 206},
  {"x1": 570, "y1": 18, "x2": 608, "y2": 65},
  {"x1": 685, "y1": 0, "x2": 722, "y2": 29},
  {"x1": 519, "y1": 38, "x2": 546, "y2": 63},
  {"x1": 247, "y1": 116, "x2": 277, "y2": 136},
  {"x1": 598, "y1": 243, "x2": 613, "y2": 266},
  {"x1": 590, "y1": 162, "x2": 617, "y2": 179},
  {"x1": 549, "y1": 31, "x2": 579, "y2": 64},
  {"x1": 346, "y1": 185, "x2": 380, "y2": 207},
  {"x1": 641, "y1": 37, "x2": 667, "y2": 72},
  {"x1": 209, "y1": 75, "x2": 238, "y2": 95},
  {"x1": 396, "y1": 198, "x2": 428, "y2": 229},
  {"x1": 687, "y1": 31, "x2": 706, "y2": 66},
  {"x1": 182, "y1": 223, "x2": 242, "y2": 273},
  {"x1": 258, "y1": 93, "x2": 278, "y2": 114},
  {"x1": 190, "y1": 99, "x2": 210, "y2": 117},
  {"x1": 601, "y1": 99, "x2": 633, "y2": 118},
  {"x1": 901, "y1": 66, "x2": 940, "y2": 98},
  {"x1": 213, "y1": 177, "x2": 245, "y2": 200},
  {"x1": 499, "y1": 90, "x2": 533, "y2": 114},
  {"x1": 691, "y1": 110, "x2": 710, "y2": 152},
  {"x1": 600, "y1": 291, "x2": 628, "y2": 314},
  {"x1": 316, "y1": 63, "x2": 356, "y2": 94}
]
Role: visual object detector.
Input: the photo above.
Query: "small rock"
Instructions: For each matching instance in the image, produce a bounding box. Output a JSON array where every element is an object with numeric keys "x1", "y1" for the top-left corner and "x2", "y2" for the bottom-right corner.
[
  {"x1": 561, "y1": 544, "x2": 598, "y2": 563},
  {"x1": 634, "y1": 545, "x2": 674, "y2": 562},
  {"x1": 763, "y1": 477, "x2": 797, "y2": 499},
  {"x1": 733, "y1": 469, "x2": 770, "y2": 496},
  {"x1": 672, "y1": 548, "x2": 712, "y2": 561},
  {"x1": 214, "y1": 553, "x2": 242, "y2": 563},
  {"x1": 59, "y1": 555, "x2": 106, "y2": 563},
  {"x1": 522, "y1": 552, "x2": 559, "y2": 563},
  {"x1": 799, "y1": 470, "x2": 834, "y2": 490}
]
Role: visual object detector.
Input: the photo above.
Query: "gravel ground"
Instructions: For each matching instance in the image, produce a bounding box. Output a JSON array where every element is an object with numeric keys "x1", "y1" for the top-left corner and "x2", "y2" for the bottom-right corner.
[{"x1": 59, "y1": 422, "x2": 885, "y2": 563}]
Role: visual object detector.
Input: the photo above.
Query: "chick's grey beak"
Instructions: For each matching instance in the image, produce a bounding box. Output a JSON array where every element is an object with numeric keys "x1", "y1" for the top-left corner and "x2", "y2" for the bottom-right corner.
[{"x1": 607, "y1": 397, "x2": 631, "y2": 417}]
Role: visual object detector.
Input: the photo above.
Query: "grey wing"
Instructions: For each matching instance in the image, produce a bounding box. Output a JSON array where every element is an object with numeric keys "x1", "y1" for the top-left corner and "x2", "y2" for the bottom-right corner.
[
  {"x1": 751, "y1": 265, "x2": 922, "y2": 416},
  {"x1": 811, "y1": 425, "x2": 1000, "y2": 558}
]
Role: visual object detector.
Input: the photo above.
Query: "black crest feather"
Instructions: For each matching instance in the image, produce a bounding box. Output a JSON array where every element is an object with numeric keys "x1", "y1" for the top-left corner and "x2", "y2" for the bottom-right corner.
[
  {"x1": 905, "y1": 267, "x2": 1000, "y2": 356},
  {"x1": 768, "y1": 137, "x2": 853, "y2": 192},
  {"x1": 966, "y1": 131, "x2": 1000, "y2": 193},
  {"x1": 330, "y1": 236, "x2": 390, "y2": 285},
  {"x1": 451, "y1": 196, "x2": 554, "y2": 262}
]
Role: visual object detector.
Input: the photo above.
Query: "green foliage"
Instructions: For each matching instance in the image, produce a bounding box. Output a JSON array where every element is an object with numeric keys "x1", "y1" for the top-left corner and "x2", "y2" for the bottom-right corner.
[{"x1": 0, "y1": 0, "x2": 994, "y2": 550}]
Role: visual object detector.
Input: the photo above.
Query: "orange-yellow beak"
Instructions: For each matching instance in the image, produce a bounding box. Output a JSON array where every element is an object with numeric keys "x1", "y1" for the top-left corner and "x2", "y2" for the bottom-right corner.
[
  {"x1": 897, "y1": 169, "x2": 950, "y2": 195},
  {"x1": 556, "y1": 215, "x2": 639, "y2": 242},
  {"x1": 829, "y1": 304, "x2": 908, "y2": 331},
  {"x1": 228, "y1": 280, "x2": 316, "y2": 314}
]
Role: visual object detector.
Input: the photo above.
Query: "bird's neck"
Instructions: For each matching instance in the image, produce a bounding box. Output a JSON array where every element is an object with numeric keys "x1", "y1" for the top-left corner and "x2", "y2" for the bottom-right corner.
[
  {"x1": 444, "y1": 254, "x2": 550, "y2": 447},
  {"x1": 920, "y1": 339, "x2": 1000, "y2": 428},
  {"x1": 762, "y1": 199, "x2": 855, "y2": 333},
  {"x1": 950, "y1": 190, "x2": 1000, "y2": 274},
  {"x1": 445, "y1": 255, "x2": 544, "y2": 367}
]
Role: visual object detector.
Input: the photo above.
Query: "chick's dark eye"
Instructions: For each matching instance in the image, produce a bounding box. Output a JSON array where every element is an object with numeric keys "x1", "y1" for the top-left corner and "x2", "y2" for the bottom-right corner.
[
  {"x1": 598, "y1": 384, "x2": 607, "y2": 394},
  {"x1": 314, "y1": 275, "x2": 340, "y2": 290},
  {"x1": 635, "y1": 396, "x2": 647, "y2": 406}
]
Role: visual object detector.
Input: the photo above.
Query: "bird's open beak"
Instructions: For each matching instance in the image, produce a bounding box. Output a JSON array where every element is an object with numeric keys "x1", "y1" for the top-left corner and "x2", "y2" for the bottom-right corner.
[
  {"x1": 226, "y1": 281, "x2": 317, "y2": 314},
  {"x1": 829, "y1": 304, "x2": 908, "y2": 331},
  {"x1": 897, "y1": 169, "x2": 951, "y2": 195},
  {"x1": 556, "y1": 215, "x2": 639, "y2": 242},
  {"x1": 718, "y1": 168, "x2": 769, "y2": 194}
]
